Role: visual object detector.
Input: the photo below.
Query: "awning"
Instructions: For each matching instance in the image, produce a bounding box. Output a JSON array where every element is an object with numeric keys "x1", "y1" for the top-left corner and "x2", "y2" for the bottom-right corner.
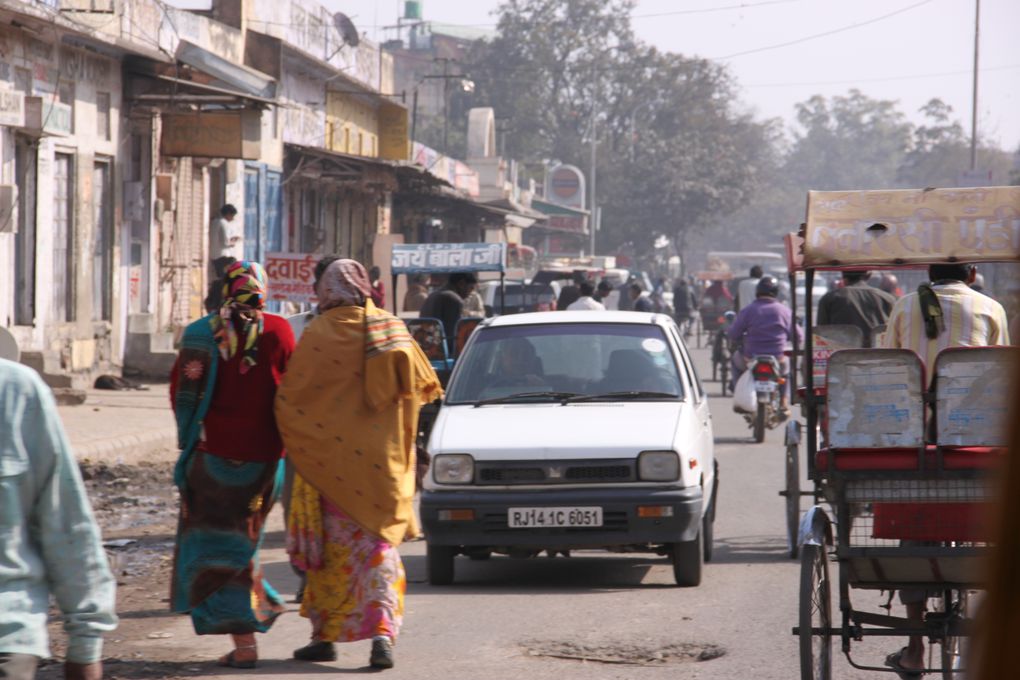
[
  {"x1": 175, "y1": 40, "x2": 277, "y2": 100},
  {"x1": 125, "y1": 56, "x2": 277, "y2": 107}
]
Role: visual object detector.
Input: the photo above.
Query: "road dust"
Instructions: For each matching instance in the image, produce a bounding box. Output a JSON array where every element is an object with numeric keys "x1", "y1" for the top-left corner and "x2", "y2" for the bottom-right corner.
[{"x1": 523, "y1": 639, "x2": 726, "y2": 665}]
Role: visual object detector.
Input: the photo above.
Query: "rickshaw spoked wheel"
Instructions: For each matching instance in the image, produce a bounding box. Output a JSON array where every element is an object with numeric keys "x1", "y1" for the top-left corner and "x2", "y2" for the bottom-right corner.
[
  {"x1": 938, "y1": 589, "x2": 968, "y2": 679},
  {"x1": 799, "y1": 543, "x2": 832, "y2": 680}
]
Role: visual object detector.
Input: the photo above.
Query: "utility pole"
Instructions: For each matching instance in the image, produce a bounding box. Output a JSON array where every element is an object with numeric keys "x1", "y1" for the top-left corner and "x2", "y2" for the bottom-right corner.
[
  {"x1": 442, "y1": 58, "x2": 450, "y2": 153},
  {"x1": 589, "y1": 99, "x2": 597, "y2": 257},
  {"x1": 969, "y1": 0, "x2": 980, "y2": 171}
]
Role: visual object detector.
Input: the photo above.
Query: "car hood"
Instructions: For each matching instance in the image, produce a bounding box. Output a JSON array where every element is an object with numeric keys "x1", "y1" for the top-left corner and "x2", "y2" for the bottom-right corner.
[{"x1": 430, "y1": 402, "x2": 684, "y2": 460}]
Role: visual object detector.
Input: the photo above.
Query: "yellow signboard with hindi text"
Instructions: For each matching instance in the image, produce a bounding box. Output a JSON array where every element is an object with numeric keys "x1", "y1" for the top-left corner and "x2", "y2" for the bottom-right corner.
[{"x1": 803, "y1": 186, "x2": 1020, "y2": 267}]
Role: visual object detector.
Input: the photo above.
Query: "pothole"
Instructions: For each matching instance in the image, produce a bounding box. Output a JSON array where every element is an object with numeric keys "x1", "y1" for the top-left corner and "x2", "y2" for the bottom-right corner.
[{"x1": 523, "y1": 640, "x2": 726, "y2": 666}]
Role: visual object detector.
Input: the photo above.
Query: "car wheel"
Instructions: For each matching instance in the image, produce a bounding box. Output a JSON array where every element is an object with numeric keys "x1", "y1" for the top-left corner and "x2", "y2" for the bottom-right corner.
[
  {"x1": 427, "y1": 542, "x2": 456, "y2": 586},
  {"x1": 702, "y1": 510, "x2": 714, "y2": 563},
  {"x1": 671, "y1": 531, "x2": 703, "y2": 587}
]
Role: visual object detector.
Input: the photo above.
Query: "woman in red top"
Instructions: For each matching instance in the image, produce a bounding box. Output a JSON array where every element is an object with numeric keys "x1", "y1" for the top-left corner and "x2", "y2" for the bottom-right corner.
[{"x1": 168, "y1": 260, "x2": 295, "y2": 668}]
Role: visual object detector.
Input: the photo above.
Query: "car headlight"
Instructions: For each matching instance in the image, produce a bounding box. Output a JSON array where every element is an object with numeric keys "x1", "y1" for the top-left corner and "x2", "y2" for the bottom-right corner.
[
  {"x1": 638, "y1": 451, "x2": 680, "y2": 481},
  {"x1": 432, "y1": 454, "x2": 475, "y2": 484}
]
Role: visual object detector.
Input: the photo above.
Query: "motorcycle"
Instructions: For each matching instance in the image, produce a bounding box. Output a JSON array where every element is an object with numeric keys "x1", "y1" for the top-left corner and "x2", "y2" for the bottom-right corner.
[{"x1": 746, "y1": 355, "x2": 785, "y2": 443}]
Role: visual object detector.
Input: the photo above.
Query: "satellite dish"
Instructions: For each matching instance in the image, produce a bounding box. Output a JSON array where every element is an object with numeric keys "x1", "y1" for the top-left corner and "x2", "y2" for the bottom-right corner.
[
  {"x1": 333, "y1": 12, "x2": 360, "y2": 48},
  {"x1": 0, "y1": 326, "x2": 20, "y2": 363}
]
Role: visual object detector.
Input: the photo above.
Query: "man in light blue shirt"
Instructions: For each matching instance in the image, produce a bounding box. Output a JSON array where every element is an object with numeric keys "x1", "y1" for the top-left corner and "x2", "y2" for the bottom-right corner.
[{"x1": 0, "y1": 359, "x2": 117, "y2": 680}]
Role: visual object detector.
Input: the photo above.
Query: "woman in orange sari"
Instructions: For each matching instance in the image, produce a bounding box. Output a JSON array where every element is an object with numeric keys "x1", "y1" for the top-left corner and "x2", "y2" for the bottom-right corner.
[{"x1": 275, "y1": 259, "x2": 441, "y2": 670}]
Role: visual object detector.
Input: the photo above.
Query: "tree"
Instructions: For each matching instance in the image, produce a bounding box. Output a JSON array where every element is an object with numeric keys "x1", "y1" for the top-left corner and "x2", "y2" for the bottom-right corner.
[
  {"x1": 784, "y1": 89, "x2": 912, "y2": 191},
  {"x1": 462, "y1": 0, "x2": 771, "y2": 260}
]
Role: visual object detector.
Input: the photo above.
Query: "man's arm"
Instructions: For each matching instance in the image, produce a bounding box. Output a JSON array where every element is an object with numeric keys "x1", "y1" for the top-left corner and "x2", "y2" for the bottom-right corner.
[{"x1": 26, "y1": 380, "x2": 117, "y2": 665}]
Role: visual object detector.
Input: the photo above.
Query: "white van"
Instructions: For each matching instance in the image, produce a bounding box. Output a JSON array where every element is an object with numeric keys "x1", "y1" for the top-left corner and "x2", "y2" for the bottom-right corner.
[{"x1": 421, "y1": 311, "x2": 718, "y2": 586}]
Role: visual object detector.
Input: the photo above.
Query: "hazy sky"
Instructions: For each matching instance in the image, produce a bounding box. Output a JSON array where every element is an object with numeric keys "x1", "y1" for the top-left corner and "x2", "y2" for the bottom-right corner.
[{"x1": 331, "y1": 0, "x2": 1020, "y2": 160}]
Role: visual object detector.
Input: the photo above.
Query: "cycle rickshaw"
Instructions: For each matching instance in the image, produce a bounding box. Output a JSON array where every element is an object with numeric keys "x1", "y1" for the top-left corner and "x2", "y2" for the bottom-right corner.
[{"x1": 784, "y1": 186, "x2": 1020, "y2": 679}]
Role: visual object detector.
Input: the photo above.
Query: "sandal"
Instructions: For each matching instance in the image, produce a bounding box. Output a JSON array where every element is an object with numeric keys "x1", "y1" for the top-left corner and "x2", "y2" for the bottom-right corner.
[
  {"x1": 218, "y1": 645, "x2": 258, "y2": 669},
  {"x1": 883, "y1": 647, "x2": 922, "y2": 680}
]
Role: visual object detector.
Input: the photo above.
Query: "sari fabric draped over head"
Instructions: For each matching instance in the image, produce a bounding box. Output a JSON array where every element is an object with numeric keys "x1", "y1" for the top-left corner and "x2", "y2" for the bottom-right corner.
[
  {"x1": 169, "y1": 263, "x2": 285, "y2": 636},
  {"x1": 212, "y1": 261, "x2": 268, "y2": 374},
  {"x1": 276, "y1": 284, "x2": 442, "y2": 547}
]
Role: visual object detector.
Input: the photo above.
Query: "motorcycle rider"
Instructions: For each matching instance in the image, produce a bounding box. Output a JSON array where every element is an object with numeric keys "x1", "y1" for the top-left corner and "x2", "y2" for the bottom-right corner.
[{"x1": 727, "y1": 275, "x2": 801, "y2": 413}]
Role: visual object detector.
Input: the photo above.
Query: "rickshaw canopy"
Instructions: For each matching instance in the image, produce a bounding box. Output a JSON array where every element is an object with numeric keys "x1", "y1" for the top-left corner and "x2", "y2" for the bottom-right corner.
[
  {"x1": 801, "y1": 186, "x2": 1020, "y2": 268},
  {"x1": 391, "y1": 242, "x2": 507, "y2": 275}
]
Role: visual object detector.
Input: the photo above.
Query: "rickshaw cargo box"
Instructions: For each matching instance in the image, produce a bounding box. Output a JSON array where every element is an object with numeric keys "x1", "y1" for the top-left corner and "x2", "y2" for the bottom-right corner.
[
  {"x1": 802, "y1": 186, "x2": 1020, "y2": 267},
  {"x1": 872, "y1": 502, "x2": 990, "y2": 543}
]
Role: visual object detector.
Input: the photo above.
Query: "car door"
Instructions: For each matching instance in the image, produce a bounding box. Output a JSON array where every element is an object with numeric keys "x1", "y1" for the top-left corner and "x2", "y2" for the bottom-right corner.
[{"x1": 669, "y1": 324, "x2": 715, "y2": 497}]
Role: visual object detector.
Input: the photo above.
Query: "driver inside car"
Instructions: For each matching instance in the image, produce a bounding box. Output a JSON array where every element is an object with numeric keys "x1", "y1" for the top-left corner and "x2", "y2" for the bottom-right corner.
[{"x1": 490, "y1": 338, "x2": 546, "y2": 388}]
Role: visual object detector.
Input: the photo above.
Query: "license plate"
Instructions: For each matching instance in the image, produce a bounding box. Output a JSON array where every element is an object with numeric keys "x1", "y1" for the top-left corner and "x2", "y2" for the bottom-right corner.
[
  {"x1": 754, "y1": 381, "x2": 777, "y2": 392},
  {"x1": 507, "y1": 507, "x2": 603, "y2": 528}
]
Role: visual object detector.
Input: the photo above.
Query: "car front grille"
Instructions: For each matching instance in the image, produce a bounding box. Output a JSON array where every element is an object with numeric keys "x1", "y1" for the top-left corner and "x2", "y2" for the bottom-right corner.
[{"x1": 474, "y1": 460, "x2": 636, "y2": 486}]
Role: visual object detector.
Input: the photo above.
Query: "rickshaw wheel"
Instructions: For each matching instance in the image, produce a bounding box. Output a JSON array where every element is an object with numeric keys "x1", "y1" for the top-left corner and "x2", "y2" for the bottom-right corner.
[
  {"x1": 785, "y1": 439, "x2": 801, "y2": 559},
  {"x1": 939, "y1": 589, "x2": 968, "y2": 678},
  {"x1": 799, "y1": 544, "x2": 832, "y2": 680}
]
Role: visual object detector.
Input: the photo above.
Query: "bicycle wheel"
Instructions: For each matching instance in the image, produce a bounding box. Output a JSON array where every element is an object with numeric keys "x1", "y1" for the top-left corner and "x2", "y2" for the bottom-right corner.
[
  {"x1": 940, "y1": 589, "x2": 968, "y2": 679},
  {"x1": 799, "y1": 544, "x2": 832, "y2": 680},
  {"x1": 785, "y1": 440, "x2": 801, "y2": 559}
]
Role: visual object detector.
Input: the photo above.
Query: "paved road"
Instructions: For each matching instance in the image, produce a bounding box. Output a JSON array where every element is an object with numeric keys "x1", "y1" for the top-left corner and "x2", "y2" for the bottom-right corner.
[{"x1": 107, "y1": 345, "x2": 906, "y2": 679}]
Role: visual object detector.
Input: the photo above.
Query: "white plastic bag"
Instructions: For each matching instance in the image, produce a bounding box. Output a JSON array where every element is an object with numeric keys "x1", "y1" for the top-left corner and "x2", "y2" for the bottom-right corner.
[{"x1": 733, "y1": 370, "x2": 756, "y2": 413}]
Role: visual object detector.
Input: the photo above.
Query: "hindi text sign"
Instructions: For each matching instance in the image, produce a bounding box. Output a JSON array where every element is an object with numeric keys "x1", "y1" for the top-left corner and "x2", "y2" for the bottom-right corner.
[
  {"x1": 266, "y1": 252, "x2": 318, "y2": 304},
  {"x1": 803, "y1": 186, "x2": 1020, "y2": 267},
  {"x1": 391, "y1": 243, "x2": 506, "y2": 274}
]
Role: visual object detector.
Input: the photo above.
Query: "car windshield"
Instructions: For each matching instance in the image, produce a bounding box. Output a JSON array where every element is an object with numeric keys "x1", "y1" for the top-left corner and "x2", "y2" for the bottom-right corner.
[{"x1": 446, "y1": 323, "x2": 684, "y2": 405}]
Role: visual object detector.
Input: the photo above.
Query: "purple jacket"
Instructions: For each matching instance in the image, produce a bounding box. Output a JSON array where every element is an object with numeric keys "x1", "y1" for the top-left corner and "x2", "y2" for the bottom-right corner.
[{"x1": 727, "y1": 298, "x2": 802, "y2": 358}]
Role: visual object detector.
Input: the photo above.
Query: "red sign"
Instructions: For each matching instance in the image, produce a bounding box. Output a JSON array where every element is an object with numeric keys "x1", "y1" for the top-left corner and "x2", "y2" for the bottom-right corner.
[
  {"x1": 265, "y1": 252, "x2": 318, "y2": 303},
  {"x1": 551, "y1": 167, "x2": 581, "y2": 199}
]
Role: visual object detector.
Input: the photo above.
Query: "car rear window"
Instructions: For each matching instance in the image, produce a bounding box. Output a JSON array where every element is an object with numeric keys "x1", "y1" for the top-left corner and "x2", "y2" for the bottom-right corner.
[{"x1": 447, "y1": 323, "x2": 684, "y2": 404}]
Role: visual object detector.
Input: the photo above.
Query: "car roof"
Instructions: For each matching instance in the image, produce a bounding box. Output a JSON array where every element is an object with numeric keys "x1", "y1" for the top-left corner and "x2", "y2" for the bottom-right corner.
[{"x1": 482, "y1": 311, "x2": 674, "y2": 328}]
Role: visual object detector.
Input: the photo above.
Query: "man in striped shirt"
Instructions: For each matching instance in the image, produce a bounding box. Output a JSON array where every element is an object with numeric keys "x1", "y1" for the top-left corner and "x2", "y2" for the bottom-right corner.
[
  {"x1": 879, "y1": 262, "x2": 1008, "y2": 677},
  {"x1": 882, "y1": 263, "x2": 1009, "y2": 369}
]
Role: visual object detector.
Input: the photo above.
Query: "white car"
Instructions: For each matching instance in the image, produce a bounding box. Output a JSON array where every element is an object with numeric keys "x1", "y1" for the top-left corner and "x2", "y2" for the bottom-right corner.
[{"x1": 421, "y1": 311, "x2": 718, "y2": 587}]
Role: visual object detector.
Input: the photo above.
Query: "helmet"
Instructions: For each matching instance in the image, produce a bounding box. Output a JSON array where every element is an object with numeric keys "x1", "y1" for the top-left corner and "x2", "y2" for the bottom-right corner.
[{"x1": 756, "y1": 275, "x2": 780, "y2": 298}]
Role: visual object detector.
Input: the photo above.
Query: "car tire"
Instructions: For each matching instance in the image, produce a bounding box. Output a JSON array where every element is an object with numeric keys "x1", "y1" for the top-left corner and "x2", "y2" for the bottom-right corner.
[
  {"x1": 671, "y1": 531, "x2": 703, "y2": 587},
  {"x1": 702, "y1": 510, "x2": 714, "y2": 563},
  {"x1": 427, "y1": 543, "x2": 456, "y2": 586}
]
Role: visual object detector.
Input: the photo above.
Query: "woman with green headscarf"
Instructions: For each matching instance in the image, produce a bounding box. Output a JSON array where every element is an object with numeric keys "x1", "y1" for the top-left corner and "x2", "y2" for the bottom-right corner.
[{"x1": 169, "y1": 260, "x2": 296, "y2": 668}]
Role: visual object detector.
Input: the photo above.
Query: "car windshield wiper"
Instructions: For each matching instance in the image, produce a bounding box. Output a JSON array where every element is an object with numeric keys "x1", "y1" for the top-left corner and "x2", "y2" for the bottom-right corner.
[
  {"x1": 564, "y1": 391, "x2": 680, "y2": 403},
  {"x1": 473, "y1": 391, "x2": 581, "y2": 407}
]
